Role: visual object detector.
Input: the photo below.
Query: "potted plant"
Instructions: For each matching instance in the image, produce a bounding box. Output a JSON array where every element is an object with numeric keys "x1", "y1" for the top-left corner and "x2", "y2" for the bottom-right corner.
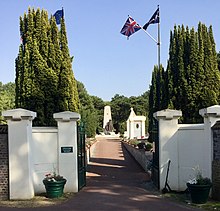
[
  {"x1": 43, "y1": 173, "x2": 67, "y2": 198},
  {"x1": 187, "y1": 166, "x2": 212, "y2": 204}
]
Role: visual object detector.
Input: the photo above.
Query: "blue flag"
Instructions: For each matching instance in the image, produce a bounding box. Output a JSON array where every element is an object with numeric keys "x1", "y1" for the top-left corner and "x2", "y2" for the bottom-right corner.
[
  {"x1": 143, "y1": 8, "x2": 159, "y2": 30},
  {"x1": 53, "y1": 9, "x2": 64, "y2": 25}
]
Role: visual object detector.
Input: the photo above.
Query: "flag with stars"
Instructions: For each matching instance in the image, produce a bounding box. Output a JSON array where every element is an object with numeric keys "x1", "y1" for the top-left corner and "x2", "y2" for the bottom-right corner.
[
  {"x1": 143, "y1": 8, "x2": 159, "y2": 30},
  {"x1": 53, "y1": 9, "x2": 64, "y2": 25}
]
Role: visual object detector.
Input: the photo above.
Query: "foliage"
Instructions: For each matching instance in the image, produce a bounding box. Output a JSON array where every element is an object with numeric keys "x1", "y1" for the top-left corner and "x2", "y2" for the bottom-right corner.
[
  {"x1": 127, "y1": 139, "x2": 139, "y2": 146},
  {"x1": 145, "y1": 143, "x2": 153, "y2": 151},
  {"x1": 80, "y1": 109, "x2": 97, "y2": 138},
  {"x1": 149, "y1": 22, "x2": 220, "y2": 133},
  {"x1": 0, "y1": 82, "x2": 15, "y2": 123},
  {"x1": 77, "y1": 80, "x2": 104, "y2": 137},
  {"x1": 110, "y1": 92, "x2": 149, "y2": 134},
  {"x1": 187, "y1": 165, "x2": 212, "y2": 185},
  {"x1": 15, "y1": 8, "x2": 79, "y2": 126},
  {"x1": 43, "y1": 173, "x2": 65, "y2": 182},
  {"x1": 90, "y1": 95, "x2": 105, "y2": 134},
  {"x1": 217, "y1": 51, "x2": 220, "y2": 71}
]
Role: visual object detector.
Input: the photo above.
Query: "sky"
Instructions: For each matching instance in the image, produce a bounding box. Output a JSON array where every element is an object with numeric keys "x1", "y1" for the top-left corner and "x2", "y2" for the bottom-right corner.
[{"x1": 1, "y1": 0, "x2": 220, "y2": 101}]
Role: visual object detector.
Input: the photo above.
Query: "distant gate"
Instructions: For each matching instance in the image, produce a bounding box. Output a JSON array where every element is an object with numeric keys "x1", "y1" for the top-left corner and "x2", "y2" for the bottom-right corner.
[
  {"x1": 0, "y1": 125, "x2": 9, "y2": 199},
  {"x1": 77, "y1": 122, "x2": 86, "y2": 190},
  {"x1": 151, "y1": 120, "x2": 159, "y2": 189}
]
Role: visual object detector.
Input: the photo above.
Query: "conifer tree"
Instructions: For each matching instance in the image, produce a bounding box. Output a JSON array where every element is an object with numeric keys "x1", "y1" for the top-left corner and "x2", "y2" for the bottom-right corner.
[
  {"x1": 149, "y1": 22, "x2": 220, "y2": 126},
  {"x1": 148, "y1": 64, "x2": 165, "y2": 133},
  {"x1": 15, "y1": 8, "x2": 79, "y2": 126}
]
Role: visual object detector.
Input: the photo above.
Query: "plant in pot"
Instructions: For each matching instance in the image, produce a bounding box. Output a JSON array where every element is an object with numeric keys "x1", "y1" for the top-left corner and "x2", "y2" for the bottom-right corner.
[
  {"x1": 186, "y1": 166, "x2": 212, "y2": 204},
  {"x1": 43, "y1": 172, "x2": 67, "y2": 198}
]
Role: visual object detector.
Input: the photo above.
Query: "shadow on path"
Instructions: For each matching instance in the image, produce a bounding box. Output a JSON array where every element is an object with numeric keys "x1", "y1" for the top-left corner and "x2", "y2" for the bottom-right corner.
[{"x1": 0, "y1": 138, "x2": 200, "y2": 211}]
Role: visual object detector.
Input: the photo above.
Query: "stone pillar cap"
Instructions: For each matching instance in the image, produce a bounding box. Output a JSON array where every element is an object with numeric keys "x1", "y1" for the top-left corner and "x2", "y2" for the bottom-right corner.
[
  {"x1": 199, "y1": 105, "x2": 220, "y2": 117},
  {"x1": 2, "y1": 108, "x2": 36, "y2": 121},
  {"x1": 53, "y1": 111, "x2": 81, "y2": 122},
  {"x1": 153, "y1": 109, "x2": 182, "y2": 120}
]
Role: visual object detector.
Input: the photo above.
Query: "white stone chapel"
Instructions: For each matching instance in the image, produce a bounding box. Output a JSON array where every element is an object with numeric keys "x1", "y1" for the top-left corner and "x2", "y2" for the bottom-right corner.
[{"x1": 125, "y1": 108, "x2": 146, "y2": 139}]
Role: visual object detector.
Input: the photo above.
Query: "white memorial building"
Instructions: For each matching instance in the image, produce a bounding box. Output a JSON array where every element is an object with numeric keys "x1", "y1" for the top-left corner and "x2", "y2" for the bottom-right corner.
[{"x1": 125, "y1": 108, "x2": 146, "y2": 139}]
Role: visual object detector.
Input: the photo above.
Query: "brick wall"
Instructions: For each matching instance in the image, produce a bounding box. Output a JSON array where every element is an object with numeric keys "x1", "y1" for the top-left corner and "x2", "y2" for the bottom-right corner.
[
  {"x1": 212, "y1": 121, "x2": 220, "y2": 201},
  {"x1": 0, "y1": 125, "x2": 9, "y2": 199}
]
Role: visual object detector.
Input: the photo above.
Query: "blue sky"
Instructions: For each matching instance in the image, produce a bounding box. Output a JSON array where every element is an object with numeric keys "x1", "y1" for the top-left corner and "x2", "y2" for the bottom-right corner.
[{"x1": 1, "y1": 0, "x2": 220, "y2": 101}]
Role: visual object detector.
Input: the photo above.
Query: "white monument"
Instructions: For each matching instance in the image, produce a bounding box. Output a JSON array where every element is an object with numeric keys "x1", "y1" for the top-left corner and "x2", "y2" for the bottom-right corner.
[
  {"x1": 103, "y1": 105, "x2": 113, "y2": 134},
  {"x1": 125, "y1": 108, "x2": 146, "y2": 139}
]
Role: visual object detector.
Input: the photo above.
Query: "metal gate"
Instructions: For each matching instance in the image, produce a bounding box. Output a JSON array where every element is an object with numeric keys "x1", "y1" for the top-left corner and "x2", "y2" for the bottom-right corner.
[
  {"x1": 77, "y1": 122, "x2": 86, "y2": 190},
  {"x1": 151, "y1": 120, "x2": 159, "y2": 189}
]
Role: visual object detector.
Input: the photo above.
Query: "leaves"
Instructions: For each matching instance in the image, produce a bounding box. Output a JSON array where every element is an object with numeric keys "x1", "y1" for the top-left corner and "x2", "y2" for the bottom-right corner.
[
  {"x1": 149, "y1": 22, "x2": 220, "y2": 127},
  {"x1": 15, "y1": 8, "x2": 79, "y2": 126}
]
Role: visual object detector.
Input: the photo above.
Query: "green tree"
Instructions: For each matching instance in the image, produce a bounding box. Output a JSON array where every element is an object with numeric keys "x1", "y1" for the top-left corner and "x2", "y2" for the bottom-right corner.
[
  {"x1": 148, "y1": 64, "x2": 166, "y2": 133},
  {"x1": 90, "y1": 95, "x2": 105, "y2": 134},
  {"x1": 110, "y1": 93, "x2": 149, "y2": 134},
  {"x1": 217, "y1": 51, "x2": 220, "y2": 71},
  {"x1": 111, "y1": 94, "x2": 130, "y2": 134},
  {"x1": 15, "y1": 8, "x2": 79, "y2": 126},
  {"x1": 57, "y1": 18, "x2": 79, "y2": 112},
  {"x1": 0, "y1": 82, "x2": 15, "y2": 123},
  {"x1": 149, "y1": 22, "x2": 220, "y2": 127},
  {"x1": 77, "y1": 80, "x2": 97, "y2": 137}
]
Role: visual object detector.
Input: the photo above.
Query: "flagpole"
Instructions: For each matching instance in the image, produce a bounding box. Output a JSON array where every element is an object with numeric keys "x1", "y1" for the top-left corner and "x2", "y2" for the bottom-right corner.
[
  {"x1": 62, "y1": 7, "x2": 64, "y2": 18},
  {"x1": 157, "y1": 5, "x2": 160, "y2": 72}
]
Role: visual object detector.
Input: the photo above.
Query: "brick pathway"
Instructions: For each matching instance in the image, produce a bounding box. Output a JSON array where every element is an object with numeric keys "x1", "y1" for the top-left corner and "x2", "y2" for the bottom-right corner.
[{"x1": 0, "y1": 137, "x2": 201, "y2": 211}]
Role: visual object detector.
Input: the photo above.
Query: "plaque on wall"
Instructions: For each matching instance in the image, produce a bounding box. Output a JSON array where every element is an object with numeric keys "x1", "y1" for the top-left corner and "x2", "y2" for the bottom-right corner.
[{"x1": 61, "y1": 146, "x2": 73, "y2": 153}]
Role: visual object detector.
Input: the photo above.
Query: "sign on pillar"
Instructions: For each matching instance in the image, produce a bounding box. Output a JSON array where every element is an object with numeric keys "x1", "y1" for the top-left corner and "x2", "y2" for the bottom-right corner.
[{"x1": 54, "y1": 111, "x2": 81, "y2": 193}]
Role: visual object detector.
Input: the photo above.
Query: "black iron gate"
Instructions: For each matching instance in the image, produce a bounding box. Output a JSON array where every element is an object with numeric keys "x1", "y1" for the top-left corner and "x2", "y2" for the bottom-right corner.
[
  {"x1": 151, "y1": 120, "x2": 159, "y2": 189},
  {"x1": 77, "y1": 122, "x2": 86, "y2": 191}
]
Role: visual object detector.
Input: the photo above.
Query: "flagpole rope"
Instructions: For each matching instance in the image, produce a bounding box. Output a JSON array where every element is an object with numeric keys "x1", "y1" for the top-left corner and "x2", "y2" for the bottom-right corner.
[{"x1": 141, "y1": 28, "x2": 158, "y2": 44}]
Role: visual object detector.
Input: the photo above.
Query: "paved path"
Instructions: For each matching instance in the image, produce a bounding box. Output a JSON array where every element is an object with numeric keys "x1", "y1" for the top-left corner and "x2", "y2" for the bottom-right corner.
[{"x1": 0, "y1": 137, "x2": 201, "y2": 211}]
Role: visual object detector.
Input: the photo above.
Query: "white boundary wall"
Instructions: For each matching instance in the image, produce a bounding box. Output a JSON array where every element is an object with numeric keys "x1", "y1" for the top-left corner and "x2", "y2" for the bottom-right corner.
[
  {"x1": 32, "y1": 127, "x2": 58, "y2": 194},
  {"x1": 2, "y1": 108, "x2": 80, "y2": 199},
  {"x1": 154, "y1": 105, "x2": 220, "y2": 191}
]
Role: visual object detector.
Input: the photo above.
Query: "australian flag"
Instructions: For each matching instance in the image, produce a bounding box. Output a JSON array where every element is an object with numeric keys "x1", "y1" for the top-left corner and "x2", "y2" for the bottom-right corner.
[
  {"x1": 53, "y1": 9, "x2": 64, "y2": 25},
  {"x1": 120, "y1": 16, "x2": 141, "y2": 38},
  {"x1": 143, "y1": 8, "x2": 159, "y2": 30}
]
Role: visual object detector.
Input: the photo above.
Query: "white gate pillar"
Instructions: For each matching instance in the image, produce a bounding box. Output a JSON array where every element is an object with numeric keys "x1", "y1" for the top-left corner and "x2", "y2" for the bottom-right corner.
[
  {"x1": 199, "y1": 105, "x2": 220, "y2": 180},
  {"x1": 153, "y1": 109, "x2": 182, "y2": 190},
  {"x1": 54, "y1": 111, "x2": 80, "y2": 193},
  {"x1": 2, "y1": 108, "x2": 36, "y2": 199}
]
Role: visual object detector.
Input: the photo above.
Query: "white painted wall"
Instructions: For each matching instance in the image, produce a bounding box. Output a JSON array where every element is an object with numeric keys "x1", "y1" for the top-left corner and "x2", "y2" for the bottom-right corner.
[
  {"x1": 178, "y1": 124, "x2": 205, "y2": 190},
  {"x1": 32, "y1": 127, "x2": 58, "y2": 193},
  {"x1": 3, "y1": 109, "x2": 81, "y2": 199},
  {"x1": 133, "y1": 121, "x2": 142, "y2": 138},
  {"x1": 154, "y1": 105, "x2": 220, "y2": 191}
]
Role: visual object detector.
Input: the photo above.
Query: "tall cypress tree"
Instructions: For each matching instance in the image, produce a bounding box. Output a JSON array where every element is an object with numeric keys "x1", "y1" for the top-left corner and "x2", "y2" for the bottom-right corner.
[
  {"x1": 15, "y1": 8, "x2": 79, "y2": 126},
  {"x1": 57, "y1": 18, "x2": 79, "y2": 112},
  {"x1": 149, "y1": 22, "x2": 220, "y2": 127},
  {"x1": 148, "y1": 64, "x2": 165, "y2": 133}
]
